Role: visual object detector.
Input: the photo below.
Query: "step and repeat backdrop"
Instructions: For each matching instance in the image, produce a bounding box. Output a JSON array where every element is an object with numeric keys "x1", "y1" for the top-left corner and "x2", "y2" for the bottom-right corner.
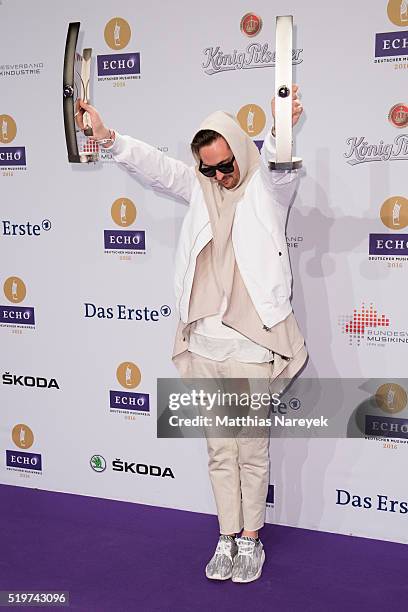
[{"x1": 1, "y1": 0, "x2": 408, "y2": 543}]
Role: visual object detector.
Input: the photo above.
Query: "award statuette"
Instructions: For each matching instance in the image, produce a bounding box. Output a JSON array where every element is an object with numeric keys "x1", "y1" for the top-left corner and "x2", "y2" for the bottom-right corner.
[
  {"x1": 269, "y1": 15, "x2": 302, "y2": 171},
  {"x1": 63, "y1": 22, "x2": 97, "y2": 163}
]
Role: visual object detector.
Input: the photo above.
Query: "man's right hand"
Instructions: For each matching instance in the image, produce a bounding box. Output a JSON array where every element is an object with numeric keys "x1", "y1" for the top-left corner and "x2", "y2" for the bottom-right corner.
[{"x1": 75, "y1": 99, "x2": 112, "y2": 143}]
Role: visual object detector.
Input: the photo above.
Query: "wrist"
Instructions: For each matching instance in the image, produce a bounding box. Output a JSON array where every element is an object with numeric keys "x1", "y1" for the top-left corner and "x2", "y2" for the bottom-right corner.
[{"x1": 97, "y1": 128, "x2": 116, "y2": 148}]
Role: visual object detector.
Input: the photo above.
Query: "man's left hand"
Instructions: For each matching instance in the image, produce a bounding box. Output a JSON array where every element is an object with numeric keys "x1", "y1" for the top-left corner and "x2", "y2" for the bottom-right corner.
[{"x1": 271, "y1": 84, "x2": 303, "y2": 127}]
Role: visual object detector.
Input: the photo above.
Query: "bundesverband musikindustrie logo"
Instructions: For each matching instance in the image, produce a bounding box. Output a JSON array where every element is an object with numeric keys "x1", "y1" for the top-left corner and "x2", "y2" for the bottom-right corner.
[
  {"x1": 339, "y1": 302, "x2": 390, "y2": 346},
  {"x1": 0, "y1": 60, "x2": 44, "y2": 78},
  {"x1": 338, "y1": 302, "x2": 408, "y2": 349}
]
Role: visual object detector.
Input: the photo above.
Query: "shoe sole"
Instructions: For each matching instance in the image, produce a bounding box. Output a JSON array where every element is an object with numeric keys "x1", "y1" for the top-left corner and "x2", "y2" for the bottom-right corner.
[
  {"x1": 231, "y1": 550, "x2": 265, "y2": 584},
  {"x1": 205, "y1": 570, "x2": 232, "y2": 581}
]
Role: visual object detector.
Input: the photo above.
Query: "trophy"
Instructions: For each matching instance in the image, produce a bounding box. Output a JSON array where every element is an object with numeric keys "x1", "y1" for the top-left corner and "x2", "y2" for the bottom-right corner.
[
  {"x1": 269, "y1": 15, "x2": 302, "y2": 171},
  {"x1": 63, "y1": 22, "x2": 97, "y2": 163}
]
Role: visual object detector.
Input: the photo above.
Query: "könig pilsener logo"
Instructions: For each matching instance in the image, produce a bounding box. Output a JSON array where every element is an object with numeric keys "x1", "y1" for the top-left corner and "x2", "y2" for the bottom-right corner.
[
  {"x1": 388, "y1": 103, "x2": 408, "y2": 128},
  {"x1": 240, "y1": 13, "x2": 263, "y2": 37}
]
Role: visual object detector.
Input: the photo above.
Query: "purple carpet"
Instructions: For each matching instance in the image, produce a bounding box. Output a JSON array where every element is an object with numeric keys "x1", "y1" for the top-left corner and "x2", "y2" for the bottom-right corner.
[{"x1": 1, "y1": 483, "x2": 407, "y2": 611}]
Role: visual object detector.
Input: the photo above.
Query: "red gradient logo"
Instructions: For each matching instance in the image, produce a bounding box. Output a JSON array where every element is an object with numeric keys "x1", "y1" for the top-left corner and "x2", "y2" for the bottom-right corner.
[{"x1": 339, "y1": 303, "x2": 390, "y2": 345}]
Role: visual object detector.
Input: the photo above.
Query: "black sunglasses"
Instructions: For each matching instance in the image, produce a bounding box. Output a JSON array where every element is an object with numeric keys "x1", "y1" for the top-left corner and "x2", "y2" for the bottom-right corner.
[{"x1": 198, "y1": 155, "x2": 235, "y2": 177}]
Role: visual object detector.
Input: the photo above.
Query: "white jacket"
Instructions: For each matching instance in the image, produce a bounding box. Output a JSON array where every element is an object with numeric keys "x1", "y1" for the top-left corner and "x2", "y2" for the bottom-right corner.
[{"x1": 108, "y1": 131, "x2": 299, "y2": 328}]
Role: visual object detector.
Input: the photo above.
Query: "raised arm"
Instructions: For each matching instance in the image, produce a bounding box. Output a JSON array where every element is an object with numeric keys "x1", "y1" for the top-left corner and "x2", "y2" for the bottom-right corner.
[
  {"x1": 259, "y1": 84, "x2": 303, "y2": 207},
  {"x1": 105, "y1": 133, "x2": 196, "y2": 204},
  {"x1": 76, "y1": 100, "x2": 196, "y2": 204}
]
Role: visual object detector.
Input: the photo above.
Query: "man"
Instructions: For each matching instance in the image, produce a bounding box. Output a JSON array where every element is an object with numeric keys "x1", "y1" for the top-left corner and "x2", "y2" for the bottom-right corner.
[{"x1": 77, "y1": 89, "x2": 305, "y2": 583}]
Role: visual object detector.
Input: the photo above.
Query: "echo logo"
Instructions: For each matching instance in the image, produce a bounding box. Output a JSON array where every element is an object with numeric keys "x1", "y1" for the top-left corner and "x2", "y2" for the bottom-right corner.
[
  {"x1": 12, "y1": 423, "x2": 34, "y2": 449},
  {"x1": 0, "y1": 114, "x2": 27, "y2": 167},
  {"x1": 380, "y1": 196, "x2": 408, "y2": 230},
  {"x1": 1, "y1": 276, "x2": 35, "y2": 327},
  {"x1": 237, "y1": 104, "x2": 266, "y2": 137},
  {"x1": 104, "y1": 18, "x2": 132, "y2": 50},
  {"x1": 4, "y1": 276, "x2": 26, "y2": 303},
  {"x1": 387, "y1": 0, "x2": 408, "y2": 27},
  {"x1": 6, "y1": 423, "x2": 42, "y2": 473},
  {"x1": 0, "y1": 114, "x2": 17, "y2": 143},
  {"x1": 110, "y1": 361, "x2": 150, "y2": 414},
  {"x1": 375, "y1": 383, "x2": 407, "y2": 414},
  {"x1": 98, "y1": 19, "x2": 140, "y2": 78},
  {"x1": 105, "y1": 197, "x2": 146, "y2": 253},
  {"x1": 369, "y1": 196, "x2": 408, "y2": 257}
]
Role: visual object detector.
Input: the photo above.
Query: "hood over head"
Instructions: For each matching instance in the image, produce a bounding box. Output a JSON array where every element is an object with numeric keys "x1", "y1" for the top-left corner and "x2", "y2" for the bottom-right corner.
[{"x1": 192, "y1": 110, "x2": 260, "y2": 190}]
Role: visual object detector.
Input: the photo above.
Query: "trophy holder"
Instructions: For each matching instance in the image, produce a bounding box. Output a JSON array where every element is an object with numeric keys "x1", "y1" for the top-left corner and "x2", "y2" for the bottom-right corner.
[{"x1": 63, "y1": 23, "x2": 97, "y2": 163}]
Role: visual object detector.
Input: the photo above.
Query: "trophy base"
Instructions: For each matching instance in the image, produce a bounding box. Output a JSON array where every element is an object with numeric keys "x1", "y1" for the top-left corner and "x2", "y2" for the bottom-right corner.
[{"x1": 268, "y1": 156, "x2": 303, "y2": 171}]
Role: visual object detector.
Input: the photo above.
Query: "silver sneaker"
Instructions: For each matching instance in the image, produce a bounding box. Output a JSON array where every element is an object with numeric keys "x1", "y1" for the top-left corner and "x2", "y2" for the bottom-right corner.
[
  {"x1": 205, "y1": 535, "x2": 238, "y2": 580},
  {"x1": 231, "y1": 536, "x2": 265, "y2": 583}
]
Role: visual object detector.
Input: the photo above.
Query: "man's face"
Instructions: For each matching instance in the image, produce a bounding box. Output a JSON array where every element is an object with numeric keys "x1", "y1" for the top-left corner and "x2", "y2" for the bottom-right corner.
[{"x1": 199, "y1": 136, "x2": 240, "y2": 189}]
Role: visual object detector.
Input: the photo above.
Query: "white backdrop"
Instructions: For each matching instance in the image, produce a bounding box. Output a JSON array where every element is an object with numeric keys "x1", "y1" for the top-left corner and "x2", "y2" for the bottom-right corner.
[{"x1": 2, "y1": 0, "x2": 408, "y2": 544}]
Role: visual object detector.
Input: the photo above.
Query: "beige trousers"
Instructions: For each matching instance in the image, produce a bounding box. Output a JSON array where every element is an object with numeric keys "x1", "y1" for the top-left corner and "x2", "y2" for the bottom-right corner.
[{"x1": 173, "y1": 350, "x2": 274, "y2": 535}]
